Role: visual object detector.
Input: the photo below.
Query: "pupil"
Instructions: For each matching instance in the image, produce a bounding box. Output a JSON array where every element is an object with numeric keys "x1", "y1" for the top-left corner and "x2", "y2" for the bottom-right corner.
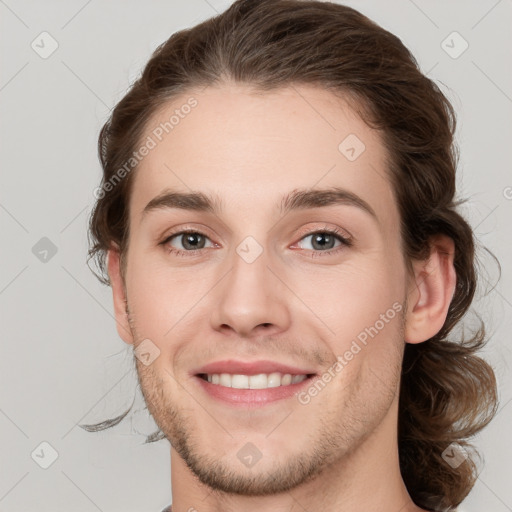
[
  {"x1": 184, "y1": 233, "x2": 205, "y2": 250},
  {"x1": 313, "y1": 233, "x2": 334, "y2": 250}
]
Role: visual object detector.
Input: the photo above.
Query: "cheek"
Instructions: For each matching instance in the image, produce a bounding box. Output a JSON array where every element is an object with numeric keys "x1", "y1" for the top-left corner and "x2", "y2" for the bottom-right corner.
[
  {"x1": 125, "y1": 257, "x2": 196, "y2": 339},
  {"x1": 291, "y1": 258, "x2": 405, "y2": 342}
]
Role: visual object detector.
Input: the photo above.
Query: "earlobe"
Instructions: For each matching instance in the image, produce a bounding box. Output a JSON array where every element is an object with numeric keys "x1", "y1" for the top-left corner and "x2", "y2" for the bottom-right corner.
[
  {"x1": 404, "y1": 235, "x2": 457, "y2": 344},
  {"x1": 107, "y1": 247, "x2": 134, "y2": 345}
]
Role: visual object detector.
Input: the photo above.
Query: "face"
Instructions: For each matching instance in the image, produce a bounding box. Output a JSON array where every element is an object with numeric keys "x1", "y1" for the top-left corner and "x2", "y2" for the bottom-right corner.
[{"x1": 115, "y1": 83, "x2": 412, "y2": 494}]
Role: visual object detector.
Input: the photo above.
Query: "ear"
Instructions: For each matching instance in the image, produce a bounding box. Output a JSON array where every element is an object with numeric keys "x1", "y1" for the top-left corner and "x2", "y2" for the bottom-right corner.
[
  {"x1": 404, "y1": 234, "x2": 457, "y2": 344},
  {"x1": 107, "y1": 246, "x2": 134, "y2": 345}
]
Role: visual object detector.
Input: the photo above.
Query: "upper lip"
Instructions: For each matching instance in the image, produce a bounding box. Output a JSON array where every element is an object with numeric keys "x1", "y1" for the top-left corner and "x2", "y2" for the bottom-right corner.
[{"x1": 192, "y1": 359, "x2": 317, "y2": 376}]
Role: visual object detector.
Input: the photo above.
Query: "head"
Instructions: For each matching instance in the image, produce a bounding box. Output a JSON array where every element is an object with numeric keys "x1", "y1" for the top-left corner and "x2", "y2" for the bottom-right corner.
[{"x1": 85, "y1": 1, "x2": 498, "y2": 510}]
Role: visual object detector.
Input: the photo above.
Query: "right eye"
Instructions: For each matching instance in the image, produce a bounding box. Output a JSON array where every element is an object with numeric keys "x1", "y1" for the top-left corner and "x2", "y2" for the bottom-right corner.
[{"x1": 161, "y1": 230, "x2": 215, "y2": 257}]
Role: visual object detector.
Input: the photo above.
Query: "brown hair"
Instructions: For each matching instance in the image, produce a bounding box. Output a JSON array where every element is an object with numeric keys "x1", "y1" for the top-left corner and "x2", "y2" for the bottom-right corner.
[{"x1": 85, "y1": 1, "x2": 499, "y2": 509}]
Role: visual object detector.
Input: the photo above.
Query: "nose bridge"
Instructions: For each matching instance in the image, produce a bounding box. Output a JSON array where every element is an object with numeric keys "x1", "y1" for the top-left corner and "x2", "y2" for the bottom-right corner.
[{"x1": 209, "y1": 234, "x2": 291, "y2": 336}]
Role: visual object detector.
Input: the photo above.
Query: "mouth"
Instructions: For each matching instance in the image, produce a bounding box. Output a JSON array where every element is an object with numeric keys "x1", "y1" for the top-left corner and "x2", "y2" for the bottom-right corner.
[
  {"x1": 193, "y1": 369, "x2": 317, "y2": 407},
  {"x1": 196, "y1": 372, "x2": 315, "y2": 389}
]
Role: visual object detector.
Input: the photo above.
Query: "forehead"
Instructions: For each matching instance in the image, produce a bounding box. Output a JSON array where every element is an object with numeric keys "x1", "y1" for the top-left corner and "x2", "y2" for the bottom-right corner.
[{"x1": 130, "y1": 83, "x2": 398, "y2": 232}]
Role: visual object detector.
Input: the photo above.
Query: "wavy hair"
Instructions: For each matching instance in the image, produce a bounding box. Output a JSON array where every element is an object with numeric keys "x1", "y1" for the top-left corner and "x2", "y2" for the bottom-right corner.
[{"x1": 84, "y1": 1, "x2": 499, "y2": 510}]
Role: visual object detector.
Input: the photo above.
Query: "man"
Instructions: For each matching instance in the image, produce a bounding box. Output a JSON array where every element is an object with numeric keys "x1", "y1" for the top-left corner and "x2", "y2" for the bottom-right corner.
[{"x1": 85, "y1": 1, "x2": 498, "y2": 511}]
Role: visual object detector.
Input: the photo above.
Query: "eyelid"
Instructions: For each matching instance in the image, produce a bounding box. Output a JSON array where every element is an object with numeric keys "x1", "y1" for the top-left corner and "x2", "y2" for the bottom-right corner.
[
  {"x1": 292, "y1": 223, "x2": 352, "y2": 243},
  {"x1": 159, "y1": 223, "x2": 217, "y2": 243}
]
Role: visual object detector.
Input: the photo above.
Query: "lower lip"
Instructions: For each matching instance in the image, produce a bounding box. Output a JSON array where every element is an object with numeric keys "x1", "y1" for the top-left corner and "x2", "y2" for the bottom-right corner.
[{"x1": 194, "y1": 375, "x2": 316, "y2": 407}]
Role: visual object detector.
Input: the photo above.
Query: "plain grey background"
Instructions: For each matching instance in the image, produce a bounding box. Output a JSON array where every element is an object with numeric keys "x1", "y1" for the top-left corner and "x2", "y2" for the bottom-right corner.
[{"x1": 1, "y1": 1, "x2": 511, "y2": 511}]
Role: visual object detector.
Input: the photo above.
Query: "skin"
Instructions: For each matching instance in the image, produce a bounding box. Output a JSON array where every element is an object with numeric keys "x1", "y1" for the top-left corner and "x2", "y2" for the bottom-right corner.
[{"x1": 107, "y1": 83, "x2": 456, "y2": 512}]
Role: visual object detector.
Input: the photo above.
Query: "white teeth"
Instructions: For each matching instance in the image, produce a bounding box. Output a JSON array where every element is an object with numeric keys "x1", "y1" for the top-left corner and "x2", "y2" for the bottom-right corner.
[
  {"x1": 203, "y1": 372, "x2": 309, "y2": 389},
  {"x1": 249, "y1": 373, "x2": 268, "y2": 389},
  {"x1": 220, "y1": 373, "x2": 231, "y2": 387},
  {"x1": 281, "y1": 373, "x2": 292, "y2": 386},
  {"x1": 267, "y1": 372, "x2": 281, "y2": 388},
  {"x1": 231, "y1": 374, "x2": 249, "y2": 389}
]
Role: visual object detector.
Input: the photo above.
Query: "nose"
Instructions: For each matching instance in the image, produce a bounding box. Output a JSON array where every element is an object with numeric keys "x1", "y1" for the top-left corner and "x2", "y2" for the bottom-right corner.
[{"x1": 210, "y1": 244, "x2": 291, "y2": 339}]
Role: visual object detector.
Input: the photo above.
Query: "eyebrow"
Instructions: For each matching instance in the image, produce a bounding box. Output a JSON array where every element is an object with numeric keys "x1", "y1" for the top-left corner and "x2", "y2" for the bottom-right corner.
[{"x1": 141, "y1": 186, "x2": 378, "y2": 221}]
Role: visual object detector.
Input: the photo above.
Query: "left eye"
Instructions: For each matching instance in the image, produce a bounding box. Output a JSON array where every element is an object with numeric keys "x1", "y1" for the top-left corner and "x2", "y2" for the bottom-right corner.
[{"x1": 297, "y1": 231, "x2": 345, "y2": 251}]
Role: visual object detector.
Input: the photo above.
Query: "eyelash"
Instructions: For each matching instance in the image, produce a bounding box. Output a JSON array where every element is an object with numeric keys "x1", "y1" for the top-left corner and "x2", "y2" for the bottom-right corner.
[{"x1": 160, "y1": 227, "x2": 353, "y2": 259}]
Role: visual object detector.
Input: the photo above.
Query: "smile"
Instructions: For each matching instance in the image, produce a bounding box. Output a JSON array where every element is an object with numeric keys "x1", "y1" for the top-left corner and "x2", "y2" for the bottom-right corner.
[{"x1": 198, "y1": 372, "x2": 309, "y2": 389}]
